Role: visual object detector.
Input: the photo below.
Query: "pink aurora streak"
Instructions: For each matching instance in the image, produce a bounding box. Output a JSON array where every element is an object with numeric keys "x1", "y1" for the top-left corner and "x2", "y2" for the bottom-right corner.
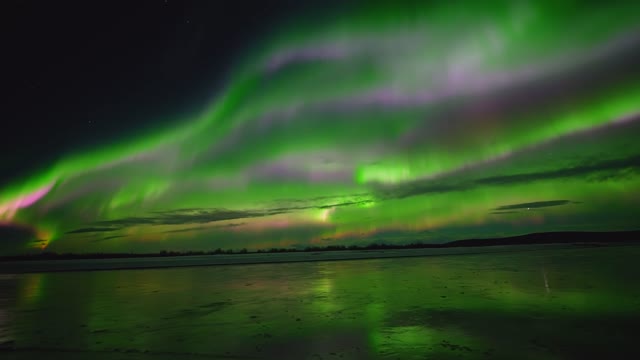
[{"x1": 0, "y1": 183, "x2": 54, "y2": 220}]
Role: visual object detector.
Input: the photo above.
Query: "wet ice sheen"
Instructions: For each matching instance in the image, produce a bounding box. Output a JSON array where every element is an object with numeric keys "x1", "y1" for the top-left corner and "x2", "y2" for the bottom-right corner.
[{"x1": 1, "y1": 245, "x2": 640, "y2": 359}]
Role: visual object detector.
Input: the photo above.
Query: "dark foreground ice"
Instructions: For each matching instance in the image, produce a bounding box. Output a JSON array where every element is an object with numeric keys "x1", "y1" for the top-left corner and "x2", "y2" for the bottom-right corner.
[
  {"x1": 0, "y1": 245, "x2": 581, "y2": 273},
  {"x1": 1, "y1": 244, "x2": 640, "y2": 359}
]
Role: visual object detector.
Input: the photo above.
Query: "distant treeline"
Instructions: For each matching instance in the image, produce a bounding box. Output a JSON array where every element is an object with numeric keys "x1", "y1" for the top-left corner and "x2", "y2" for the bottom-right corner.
[{"x1": 1, "y1": 230, "x2": 638, "y2": 261}]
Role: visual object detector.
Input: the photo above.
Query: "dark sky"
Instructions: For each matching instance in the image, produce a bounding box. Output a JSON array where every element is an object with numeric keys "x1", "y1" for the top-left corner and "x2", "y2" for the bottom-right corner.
[{"x1": 2, "y1": 0, "x2": 330, "y2": 187}]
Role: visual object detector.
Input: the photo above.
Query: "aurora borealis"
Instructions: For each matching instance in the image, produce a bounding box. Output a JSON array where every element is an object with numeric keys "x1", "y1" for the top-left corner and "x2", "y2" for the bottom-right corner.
[{"x1": 2, "y1": 0, "x2": 640, "y2": 254}]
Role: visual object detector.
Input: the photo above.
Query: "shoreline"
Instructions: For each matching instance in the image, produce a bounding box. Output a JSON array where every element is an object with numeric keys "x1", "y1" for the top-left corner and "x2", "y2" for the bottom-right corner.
[{"x1": 0, "y1": 242, "x2": 633, "y2": 274}]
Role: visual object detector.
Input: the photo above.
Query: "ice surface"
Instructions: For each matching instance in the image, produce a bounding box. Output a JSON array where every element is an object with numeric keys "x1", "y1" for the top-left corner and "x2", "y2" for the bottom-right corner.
[{"x1": 1, "y1": 244, "x2": 640, "y2": 359}]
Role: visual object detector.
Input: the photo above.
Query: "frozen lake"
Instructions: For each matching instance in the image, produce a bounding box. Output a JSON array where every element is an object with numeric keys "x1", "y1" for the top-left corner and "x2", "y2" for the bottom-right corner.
[
  {"x1": 0, "y1": 244, "x2": 584, "y2": 273},
  {"x1": 1, "y1": 244, "x2": 639, "y2": 359}
]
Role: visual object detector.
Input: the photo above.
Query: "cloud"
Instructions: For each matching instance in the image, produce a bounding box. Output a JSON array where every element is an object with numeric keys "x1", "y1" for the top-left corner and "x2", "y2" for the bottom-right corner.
[
  {"x1": 269, "y1": 193, "x2": 373, "y2": 211},
  {"x1": 477, "y1": 154, "x2": 640, "y2": 186},
  {"x1": 92, "y1": 235, "x2": 126, "y2": 242},
  {"x1": 67, "y1": 227, "x2": 121, "y2": 234},
  {"x1": 64, "y1": 209, "x2": 271, "y2": 235},
  {"x1": 67, "y1": 194, "x2": 375, "y2": 235},
  {"x1": 93, "y1": 208, "x2": 280, "y2": 229},
  {"x1": 376, "y1": 182, "x2": 468, "y2": 200},
  {"x1": 317, "y1": 200, "x2": 374, "y2": 209},
  {"x1": 493, "y1": 200, "x2": 572, "y2": 211},
  {"x1": 162, "y1": 222, "x2": 245, "y2": 234},
  {"x1": 379, "y1": 154, "x2": 640, "y2": 200}
]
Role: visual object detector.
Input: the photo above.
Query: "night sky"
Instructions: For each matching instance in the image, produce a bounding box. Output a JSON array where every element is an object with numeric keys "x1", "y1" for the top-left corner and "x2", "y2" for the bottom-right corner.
[{"x1": 2, "y1": 0, "x2": 640, "y2": 254}]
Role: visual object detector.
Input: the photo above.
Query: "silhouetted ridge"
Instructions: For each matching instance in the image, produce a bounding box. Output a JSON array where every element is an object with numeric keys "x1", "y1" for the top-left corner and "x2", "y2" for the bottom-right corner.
[{"x1": 1, "y1": 230, "x2": 638, "y2": 261}]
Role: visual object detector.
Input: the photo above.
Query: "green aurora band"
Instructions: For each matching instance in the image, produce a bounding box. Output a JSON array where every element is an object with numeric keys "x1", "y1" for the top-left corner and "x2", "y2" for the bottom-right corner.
[{"x1": 1, "y1": 0, "x2": 640, "y2": 253}]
